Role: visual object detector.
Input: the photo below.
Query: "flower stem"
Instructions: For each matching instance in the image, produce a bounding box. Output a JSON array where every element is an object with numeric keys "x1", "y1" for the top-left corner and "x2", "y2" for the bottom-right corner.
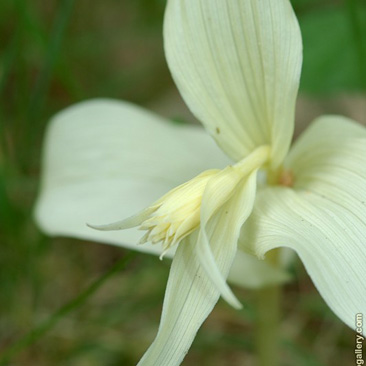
[{"x1": 255, "y1": 251, "x2": 282, "y2": 366}]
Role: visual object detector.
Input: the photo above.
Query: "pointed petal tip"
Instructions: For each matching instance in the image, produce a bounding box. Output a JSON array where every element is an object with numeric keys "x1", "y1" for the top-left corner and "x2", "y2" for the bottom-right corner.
[
  {"x1": 230, "y1": 297, "x2": 243, "y2": 310},
  {"x1": 85, "y1": 217, "x2": 140, "y2": 231},
  {"x1": 86, "y1": 222, "x2": 117, "y2": 231}
]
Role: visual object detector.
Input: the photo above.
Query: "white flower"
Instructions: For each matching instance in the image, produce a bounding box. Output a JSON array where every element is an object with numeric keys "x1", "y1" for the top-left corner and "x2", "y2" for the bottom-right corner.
[{"x1": 34, "y1": 0, "x2": 366, "y2": 365}]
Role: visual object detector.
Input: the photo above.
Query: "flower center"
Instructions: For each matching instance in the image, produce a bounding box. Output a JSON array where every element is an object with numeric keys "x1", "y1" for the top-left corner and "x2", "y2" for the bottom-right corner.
[
  {"x1": 138, "y1": 170, "x2": 219, "y2": 256},
  {"x1": 278, "y1": 169, "x2": 294, "y2": 187},
  {"x1": 88, "y1": 146, "x2": 271, "y2": 259}
]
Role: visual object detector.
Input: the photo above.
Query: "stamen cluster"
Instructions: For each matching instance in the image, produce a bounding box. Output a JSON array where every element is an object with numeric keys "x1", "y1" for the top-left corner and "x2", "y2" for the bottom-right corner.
[{"x1": 138, "y1": 170, "x2": 218, "y2": 255}]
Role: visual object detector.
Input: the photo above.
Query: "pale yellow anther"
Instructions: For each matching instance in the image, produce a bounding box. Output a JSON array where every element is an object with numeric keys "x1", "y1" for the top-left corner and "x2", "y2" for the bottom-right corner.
[{"x1": 137, "y1": 169, "x2": 219, "y2": 255}]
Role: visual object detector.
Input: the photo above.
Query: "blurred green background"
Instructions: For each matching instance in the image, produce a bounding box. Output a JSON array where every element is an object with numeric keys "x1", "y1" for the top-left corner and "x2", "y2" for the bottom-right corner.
[{"x1": 0, "y1": 0, "x2": 365, "y2": 365}]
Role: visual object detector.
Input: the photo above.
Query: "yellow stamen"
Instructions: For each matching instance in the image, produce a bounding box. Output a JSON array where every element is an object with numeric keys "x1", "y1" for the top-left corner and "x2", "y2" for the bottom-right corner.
[{"x1": 138, "y1": 169, "x2": 219, "y2": 255}]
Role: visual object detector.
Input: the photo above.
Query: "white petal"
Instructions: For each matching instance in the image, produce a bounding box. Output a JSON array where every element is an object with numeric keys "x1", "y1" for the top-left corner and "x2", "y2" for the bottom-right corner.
[
  {"x1": 286, "y1": 115, "x2": 366, "y2": 171},
  {"x1": 86, "y1": 207, "x2": 154, "y2": 231},
  {"x1": 196, "y1": 171, "x2": 258, "y2": 308},
  {"x1": 244, "y1": 188, "x2": 366, "y2": 332},
  {"x1": 241, "y1": 117, "x2": 366, "y2": 330},
  {"x1": 138, "y1": 226, "x2": 239, "y2": 366},
  {"x1": 34, "y1": 99, "x2": 231, "y2": 255},
  {"x1": 164, "y1": 0, "x2": 302, "y2": 167},
  {"x1": 285, "y1": 115, "x2": 366, "y2": 229}
]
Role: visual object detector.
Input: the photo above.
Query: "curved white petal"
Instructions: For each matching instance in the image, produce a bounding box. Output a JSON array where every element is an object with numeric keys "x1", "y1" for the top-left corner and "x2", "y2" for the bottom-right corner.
[
  {"x1": 285, "y1": 115, "x2": 366, "y2": 233},
  {"x1": 138, "y1": 222, "x2": 242, "y2": 365},
  {"x1": 164, "y1": 0, "x2": 302, "y2": 167},
  {"x1": 285, "y1": 115, "x2": 366, "y2": 171},
  {"x1": 34, "y1": 99, "x2": 231, "y2": 255},
  {"x1": 196, "y1": 171, "x2": 257, "y2": 308},
  {"x1": 244, "y1": 188, "x2": 366, "y2": 332},
  {"x1": 194, "y1": 146, "x2": 270, "y2": 305},
  {"x1": 241, "y1": 117, "x2": 366, "y2": 330}
]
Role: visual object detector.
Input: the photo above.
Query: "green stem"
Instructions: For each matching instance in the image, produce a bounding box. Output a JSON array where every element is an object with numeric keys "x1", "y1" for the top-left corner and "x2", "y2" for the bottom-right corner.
[{"x1": 255, "y1": 251, "x2": 282, "y2": 366}]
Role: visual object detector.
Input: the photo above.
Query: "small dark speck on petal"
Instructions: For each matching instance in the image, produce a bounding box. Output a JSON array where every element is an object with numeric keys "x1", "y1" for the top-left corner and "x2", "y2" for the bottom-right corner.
[{"x1": 216, "y1": 127, "x2": 220, "y2": 134}]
